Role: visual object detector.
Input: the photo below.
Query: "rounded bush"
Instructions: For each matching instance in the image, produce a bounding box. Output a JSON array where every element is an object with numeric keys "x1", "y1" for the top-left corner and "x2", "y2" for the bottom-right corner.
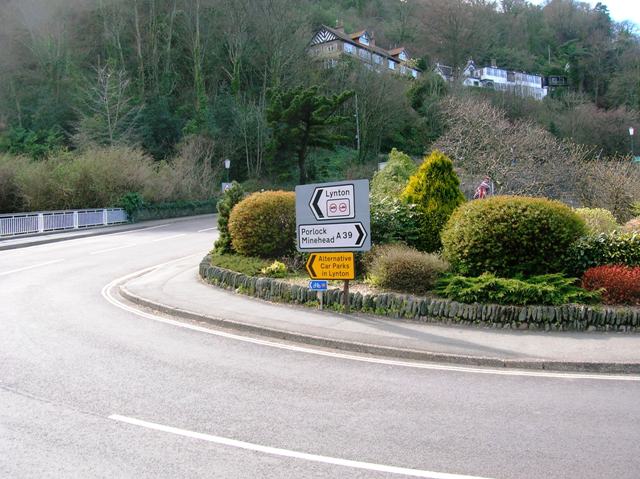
[
  {"x1": 582, "y1": 265, "x2": 640, "y2": 305},
  {"x1": 575, "y1": 207, "x2": 618, "y2": 234},
  {"x1": 441, "y1": 196, "x2": 587, "y2": 277},
  {"x1": 228, "y1": 190, "x2": 296, "y2": 258},
  {"x1": 366, "y1": 243, "x2": 449, "y2": 295}
]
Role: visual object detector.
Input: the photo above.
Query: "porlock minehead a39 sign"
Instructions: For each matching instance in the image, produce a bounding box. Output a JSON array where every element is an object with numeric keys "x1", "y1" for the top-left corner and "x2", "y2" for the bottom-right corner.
[{"x1": 295, "y1": 179, "x2": 371, "y2": 253}]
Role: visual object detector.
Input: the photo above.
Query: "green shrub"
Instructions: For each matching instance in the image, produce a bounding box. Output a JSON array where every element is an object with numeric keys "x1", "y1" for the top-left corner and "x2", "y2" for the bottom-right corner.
[
  {"x1": 210, "y1": 253, "x2": 270, "y2": 276},
  {"x1": 442, "y1": 196, "x2": 587, "y2": 277},
  {"x1": 370, "y1": 195, "x2": 421, "y2": 247},
  {"x1": 214, "y1": 182, "x2": 245, "y2": 254},
  {"x1": 435, "y1": 273, "x2": 601, "y2": 306},
  {"x1": 261, "y1": 260, "x2": 287, "y2": 278},
  {"x1": 575, "y1": 207, "x2": 619, "y2": 234},
  {"x1": 371, "y1": 148, "x2": 417, "y2": 198},
  {"x1": 401, "y1": 150, "x2": 465, "y2": 252},
  {"x1": 366, "y1": 243, "x2": 449, "y2": 295},
  {"x1": 565, "y1": 232, "x2": 640, "y2": 276},
  {"x1": 228, "y1": 190, "x2": 296, "y2": 258},
  {"x1": 119, "y1": 192, "x2": 144, "y2": 219}
]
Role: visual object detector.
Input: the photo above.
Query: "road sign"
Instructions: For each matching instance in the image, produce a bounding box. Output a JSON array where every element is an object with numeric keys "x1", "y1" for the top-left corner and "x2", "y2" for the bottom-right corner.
[
  {"x1": 298, "y1": 223, "x2": 367, "y2": 251},
  {"x1": 296, "y1": 179, "x2": 370, "y2": 252},
  {"x1": 306, "y1": 253, "x2": 355, "y2": 280},
  {"x1": 308, "y1": 280, "x2": 328, "y2": 291},
  {"x1": 309, "y1": 184, "x2": 355, "y2": 220}
]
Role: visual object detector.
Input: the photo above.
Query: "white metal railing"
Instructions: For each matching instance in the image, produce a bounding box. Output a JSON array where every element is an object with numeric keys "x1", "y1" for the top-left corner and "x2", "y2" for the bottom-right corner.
[{"x1": 0, "y1": 208, "x2": 128, "y2": 238}]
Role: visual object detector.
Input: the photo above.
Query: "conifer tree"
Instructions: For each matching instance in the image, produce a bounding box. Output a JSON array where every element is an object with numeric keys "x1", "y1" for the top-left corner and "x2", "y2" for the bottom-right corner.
[{"x1": 401, "y1": 150, "x2": 465, "y2": 252}]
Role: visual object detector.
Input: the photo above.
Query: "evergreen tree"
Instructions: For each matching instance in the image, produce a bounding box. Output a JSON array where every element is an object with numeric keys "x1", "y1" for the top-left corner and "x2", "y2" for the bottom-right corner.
[
  {"x1": 266, "y1": 86, "x2": 354, "y2": 184},
  {"x1": 214, "y1": 181, "x2": 245, "y2": 254},
  {"x1": 401, "y1": 150, "x2": 465, "y2": 252}
]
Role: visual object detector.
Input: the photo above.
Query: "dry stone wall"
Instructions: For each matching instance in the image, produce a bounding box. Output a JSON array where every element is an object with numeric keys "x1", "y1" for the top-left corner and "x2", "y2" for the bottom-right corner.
[{"x1": 200, "y1": 255, "x2": 640, "y2": 332}]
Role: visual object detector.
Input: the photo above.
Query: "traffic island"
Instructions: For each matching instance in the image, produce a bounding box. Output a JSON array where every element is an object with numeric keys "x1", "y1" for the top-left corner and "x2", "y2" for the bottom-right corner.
[{"x1": 199, "y1": 255, "x2": 640, "y2": 333}]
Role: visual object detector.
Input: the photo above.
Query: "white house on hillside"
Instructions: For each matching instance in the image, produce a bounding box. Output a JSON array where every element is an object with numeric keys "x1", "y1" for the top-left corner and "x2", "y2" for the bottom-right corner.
[{"x1": 436, "y1": 59, "x2": 548, "y2": 101}]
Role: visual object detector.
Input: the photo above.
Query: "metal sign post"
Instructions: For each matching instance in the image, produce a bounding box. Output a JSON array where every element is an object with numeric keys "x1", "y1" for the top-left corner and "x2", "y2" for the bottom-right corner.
[
  {"x1": 308, "y1": 280, "x2": 328, "y2": 311},
  {"x1": 296, "y1": 180, "x2": 370, "y2": 313}
]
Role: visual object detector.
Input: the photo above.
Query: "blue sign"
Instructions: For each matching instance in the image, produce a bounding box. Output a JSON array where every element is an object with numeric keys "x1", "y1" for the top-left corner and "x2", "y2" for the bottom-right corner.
[{"x1": 308, "y1": 280, "x2": 328, "y2": 291}]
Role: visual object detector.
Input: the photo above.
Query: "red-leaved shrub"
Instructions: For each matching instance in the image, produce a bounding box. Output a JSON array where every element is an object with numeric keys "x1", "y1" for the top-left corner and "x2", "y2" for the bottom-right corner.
[{"x1": 582, "y1": 265, "x2": 640, "y2": 305}]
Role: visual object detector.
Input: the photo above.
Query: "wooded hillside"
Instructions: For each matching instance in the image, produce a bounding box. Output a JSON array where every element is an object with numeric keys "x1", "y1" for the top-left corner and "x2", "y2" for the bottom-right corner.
[{"x1": 0, "y1": 0, "x2": 638, "y2": 188}]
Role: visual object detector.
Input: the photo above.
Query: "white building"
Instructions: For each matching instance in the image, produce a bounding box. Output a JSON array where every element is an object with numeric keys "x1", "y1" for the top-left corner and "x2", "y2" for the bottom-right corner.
[{"x1": 436, "y1": 59, "x2": 548, "y2": 101}]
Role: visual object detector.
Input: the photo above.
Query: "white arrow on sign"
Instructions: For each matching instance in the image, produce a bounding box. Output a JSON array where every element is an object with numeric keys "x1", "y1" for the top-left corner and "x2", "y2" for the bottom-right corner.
[
  {"x1": 309, "y1": 184, "x2": 355, "y2": 221},
  {"x1": 298, "y1": 222, "x2": 367, "y2": 250}
]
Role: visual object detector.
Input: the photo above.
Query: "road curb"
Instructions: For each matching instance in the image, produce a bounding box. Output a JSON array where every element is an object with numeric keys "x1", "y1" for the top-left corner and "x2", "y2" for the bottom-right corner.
[{"x1": 119, "y1": 281, "x2": 640, "y2": 374}]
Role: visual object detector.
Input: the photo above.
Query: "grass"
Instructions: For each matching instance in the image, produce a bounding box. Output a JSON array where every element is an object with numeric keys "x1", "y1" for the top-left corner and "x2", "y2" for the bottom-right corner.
[{"x1": 210, "y1": 252, "x2": 271, "y2": 276}]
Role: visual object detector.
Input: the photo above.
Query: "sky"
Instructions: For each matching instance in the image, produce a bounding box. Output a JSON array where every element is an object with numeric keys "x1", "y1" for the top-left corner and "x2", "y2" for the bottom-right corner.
[{"x1": 534, "y1": 0, "x2": 640, "y2": 26}]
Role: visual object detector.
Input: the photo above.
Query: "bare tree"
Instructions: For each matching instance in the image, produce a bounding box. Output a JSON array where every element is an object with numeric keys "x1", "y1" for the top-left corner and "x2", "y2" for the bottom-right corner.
[
  {"x1": 434, "y1": 95, "x2": 593, "y2": 202},
  {"x1": 576, "y1": 159, "x2": 640, "y2": 222},
  {"x1": 74, "y1": 64, "x2": 140, "y2": 148}
]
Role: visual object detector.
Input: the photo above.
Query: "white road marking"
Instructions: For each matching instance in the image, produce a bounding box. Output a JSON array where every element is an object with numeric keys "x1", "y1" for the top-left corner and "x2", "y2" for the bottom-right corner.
[
  {"x1": 109, "y1": 414, "x2": 495, "y2": 479},
  {"x1": 0, "y1": 259, "x2": 64, "y2": 277},
  {"x1": 101, "y1": 259, "x2": 640, "y2": 382},
  {"x1": 109, "y1": 224, "x2": 170, "y2": 236},
  {"x1": 151, "y1": 233, "x2": 187, "y2": 243},
  {"x1": 90, "y1": 244, "x2": 139, "y2": 255},
  {"x1": 197, "y1": 227, "x2": 217, "y2": 233}
]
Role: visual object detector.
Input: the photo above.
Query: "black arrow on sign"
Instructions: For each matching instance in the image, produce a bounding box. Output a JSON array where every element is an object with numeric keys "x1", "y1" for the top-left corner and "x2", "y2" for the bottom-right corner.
[
  {"x1": 306, "y1": 254, "x2": 318, "y2": 277},
  {"x1": 355, "y1": 223, "x2": 366, "y2": 246},
  {"x1": 311, "y1": 189, "x2": 324, "y2": 219}
]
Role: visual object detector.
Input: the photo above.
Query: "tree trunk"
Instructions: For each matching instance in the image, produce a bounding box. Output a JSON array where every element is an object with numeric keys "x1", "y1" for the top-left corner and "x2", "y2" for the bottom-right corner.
[{"x1": 298, "y1": 150, "x2": 307, "y2": 185}]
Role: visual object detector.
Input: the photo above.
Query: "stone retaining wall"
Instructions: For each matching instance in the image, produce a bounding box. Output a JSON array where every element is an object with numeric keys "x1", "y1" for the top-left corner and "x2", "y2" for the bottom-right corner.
[{"x1": 200, "y1": 255, "x2": 640, "y2": 332}]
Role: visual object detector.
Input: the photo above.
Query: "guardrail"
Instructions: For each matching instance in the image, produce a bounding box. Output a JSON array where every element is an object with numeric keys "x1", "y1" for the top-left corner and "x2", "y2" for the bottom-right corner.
[{"x1": 0, "y1": 208, "x2": 128, "y2": 237}]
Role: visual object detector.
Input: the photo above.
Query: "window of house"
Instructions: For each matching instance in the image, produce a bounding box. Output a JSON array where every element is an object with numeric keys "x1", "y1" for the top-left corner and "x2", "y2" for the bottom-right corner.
[
  {"x1": 360, "y1": 33, "x2": 369, "y2": 45},
  {"x1": 412, "y1": 69, "x2": 418, "y2": 78},
  {"x1": 388, "y1": 59, "x2": 395, "y2": 70},
  {"x1": 373, "y1": 54, "x2": 381, "y2": 64},
  {"x1": 344, "y1": 43, "x2": 354, "y2": 54},
  {"x1": 399, "y1": 51, "x2": 407, "y2": 61}
]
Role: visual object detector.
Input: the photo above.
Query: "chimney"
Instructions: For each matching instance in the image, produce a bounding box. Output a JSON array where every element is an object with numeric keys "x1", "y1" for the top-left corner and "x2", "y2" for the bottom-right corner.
[
  {"x1": 491, "y1": 58, "x2": 497, "y2": 68},
  {"x1": 370, "y1": 31, "x2": 376, "y2": 46},
  {"x1": 335, "y1": 20, "x2": 344, "y2": 33}
]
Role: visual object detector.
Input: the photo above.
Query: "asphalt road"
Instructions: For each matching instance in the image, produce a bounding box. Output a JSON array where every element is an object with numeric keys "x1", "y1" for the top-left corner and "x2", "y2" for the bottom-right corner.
[{"x1": 1, "y1": 215, "x2": 639, "y2": 479}]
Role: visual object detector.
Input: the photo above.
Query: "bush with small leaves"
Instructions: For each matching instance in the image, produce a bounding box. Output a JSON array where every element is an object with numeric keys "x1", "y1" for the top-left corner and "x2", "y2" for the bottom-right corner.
[
  {"x1": 370, "y1": 195, "x2": 422, "y2": 247},
  {"x1": 582, "y1": 265, "x2": 640, "y2": 305},
  {"x1": 442, "y1": 196, "x2": 587, "y2": 277},
  {"x1": 228, "y1": 190, "x2": 296, "y2": 258},
  {"x1": 366, "y1": 243, "x2": 449, "y2": 295},
  {"x1": 565, "y1": 232, "x2": 640, "y2": 276}
]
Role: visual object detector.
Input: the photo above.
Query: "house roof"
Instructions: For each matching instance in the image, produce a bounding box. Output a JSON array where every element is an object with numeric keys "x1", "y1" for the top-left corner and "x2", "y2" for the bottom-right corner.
[
  {"x1": 350, "y1": 30, "x2": 368, "y2": 40},
  {"x1": 388, "y1": 47, "x2": 408, "y2": 57},
  {"x1": 434, "y1": 63, "x2": 454, "y2": 77},
  {"x1": 314, "y1": 25, "x2": 421, "y2": 71}
]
